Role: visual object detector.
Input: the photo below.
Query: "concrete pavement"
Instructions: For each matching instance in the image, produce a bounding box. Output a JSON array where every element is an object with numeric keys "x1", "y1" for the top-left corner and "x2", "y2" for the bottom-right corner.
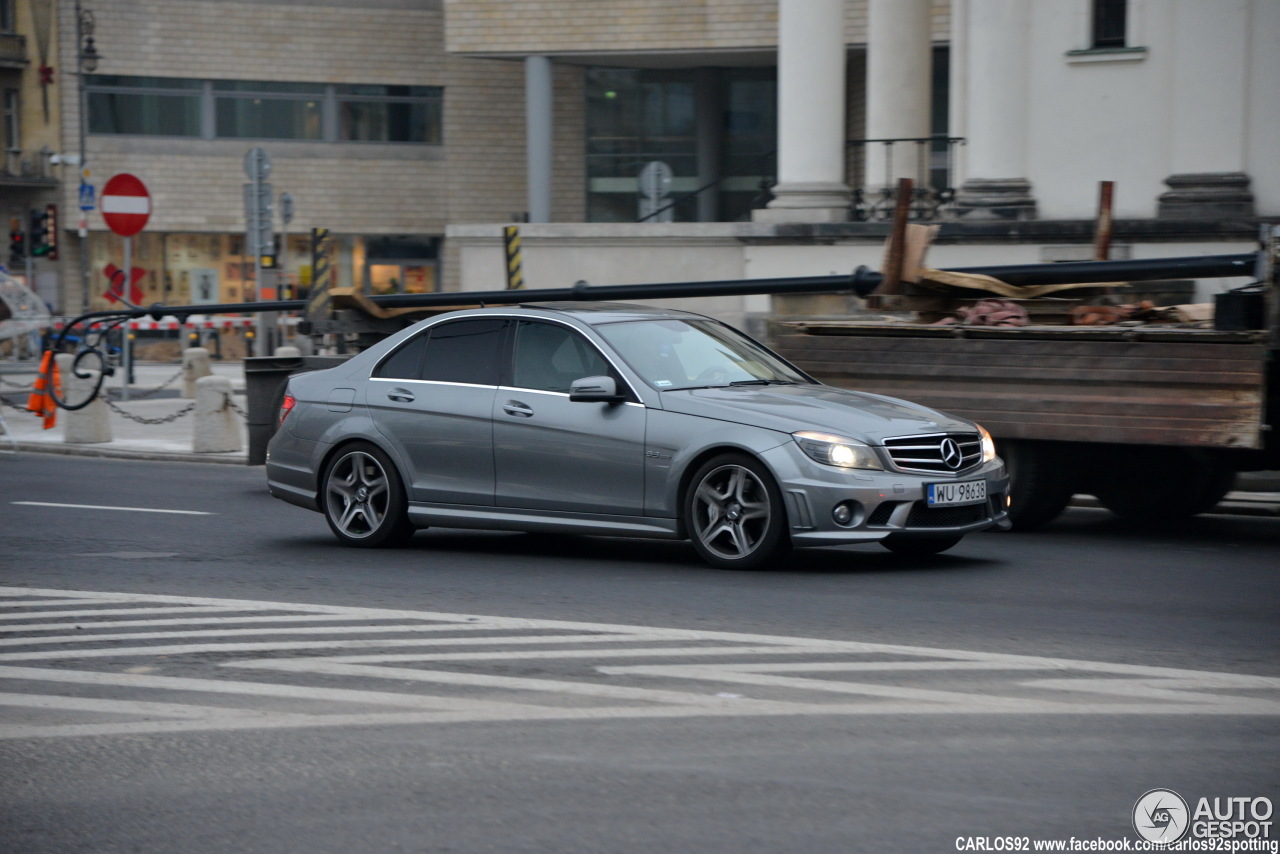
[{"x1": 1, "y1": 360, "x2": 249, "y2": 465}]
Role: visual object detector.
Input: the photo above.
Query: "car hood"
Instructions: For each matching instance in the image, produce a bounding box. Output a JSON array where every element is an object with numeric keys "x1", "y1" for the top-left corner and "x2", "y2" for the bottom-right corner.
[{"x1": 658, "y1": 384, "x2": 974, "y2": 443}]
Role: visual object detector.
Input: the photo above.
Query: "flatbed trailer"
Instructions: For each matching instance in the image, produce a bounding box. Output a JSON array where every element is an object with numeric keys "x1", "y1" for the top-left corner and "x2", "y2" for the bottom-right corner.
[{"x1": 771, "y1": 302, "x2": 1277, "y2": 529}]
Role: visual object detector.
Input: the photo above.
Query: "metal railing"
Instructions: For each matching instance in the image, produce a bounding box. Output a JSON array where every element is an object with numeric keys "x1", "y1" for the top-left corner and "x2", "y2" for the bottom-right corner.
[
  {"x1": 630, "y1": 136, "x2": 966, "y2": 223},
  {"x1": 848, "y1": 136, "x2": 966, "y2": 222}
]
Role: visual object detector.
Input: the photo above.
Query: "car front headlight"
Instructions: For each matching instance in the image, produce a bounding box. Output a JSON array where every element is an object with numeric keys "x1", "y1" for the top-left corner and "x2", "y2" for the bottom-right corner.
[
  {"x1": 977, "y1": 423, "x2": 997, "y2": 463},
  {"x1": 793, "y1": 431, "x2": 882, "y2": 470}
]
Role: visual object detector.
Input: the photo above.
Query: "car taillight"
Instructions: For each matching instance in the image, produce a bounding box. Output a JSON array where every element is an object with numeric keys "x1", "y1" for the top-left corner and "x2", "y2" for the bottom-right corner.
[{"x1": 278, "y1": 392, "x2": 296, "y2": 426}]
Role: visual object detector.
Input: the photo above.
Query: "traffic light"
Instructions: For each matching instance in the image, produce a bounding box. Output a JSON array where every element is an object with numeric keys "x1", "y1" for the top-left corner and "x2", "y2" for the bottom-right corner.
[
  {"x1": 8, "y1": 217, "x2": 24, "y2": 266},
  {"x1": 29, "y1": 205, "x2": 57, "y2": 260}
]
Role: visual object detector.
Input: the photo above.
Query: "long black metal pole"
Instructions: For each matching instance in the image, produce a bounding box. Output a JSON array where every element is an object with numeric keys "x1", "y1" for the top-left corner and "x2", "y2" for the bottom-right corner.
[{"x1": 54, "y1": 252, "x2": 1257, "y2": 328}]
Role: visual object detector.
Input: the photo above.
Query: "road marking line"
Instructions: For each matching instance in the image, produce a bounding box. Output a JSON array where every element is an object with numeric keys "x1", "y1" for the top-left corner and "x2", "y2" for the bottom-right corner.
[
  {"x1": 0, "y1": 606, "x2": 256, "y2": 621},
  {"x1": 0, "y1": 632, "x2": 679, "y2": 661},
  {"x1": 0, "y1": 614, "x2": 407, "y2": 633},
  {"x1": 10, "y1": 501, "x2": 212, "y2": 515},
  {"x1": 0, "y1": 623, "x2": 509, "y2": 647},
  {"x1": 227, "y1": 659, "x2": 808, "y2": 707},
  {"x1": 0, "y1": 666, "x2": 535, "y2": 713}
]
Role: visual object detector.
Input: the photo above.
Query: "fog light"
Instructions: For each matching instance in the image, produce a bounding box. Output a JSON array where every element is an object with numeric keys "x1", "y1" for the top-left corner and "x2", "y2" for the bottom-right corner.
[
  {"x1": 1006, "y1": 493, "x2": 1012, "y2": 508},
  {"x1": 832, "y1": 501, "x2": 863, "y2": 527}
]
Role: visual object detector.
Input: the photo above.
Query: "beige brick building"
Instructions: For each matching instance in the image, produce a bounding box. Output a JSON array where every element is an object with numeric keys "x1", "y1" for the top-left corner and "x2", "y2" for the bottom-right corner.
[{"x1": 15, "y1": 0, "x2": 958, "y2": 319}]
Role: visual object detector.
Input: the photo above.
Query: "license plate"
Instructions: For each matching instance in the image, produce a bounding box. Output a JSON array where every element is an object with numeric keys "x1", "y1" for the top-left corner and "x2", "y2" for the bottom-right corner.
[{"x1": 927, "y1": 479, "x2": 987, "y2": 507}]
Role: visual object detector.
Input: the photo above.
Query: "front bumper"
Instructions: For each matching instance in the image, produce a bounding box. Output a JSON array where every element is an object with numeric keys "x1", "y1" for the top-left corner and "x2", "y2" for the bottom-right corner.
[{"x1": 761, "y1": 443, "x2": 1011, "y2": 547}]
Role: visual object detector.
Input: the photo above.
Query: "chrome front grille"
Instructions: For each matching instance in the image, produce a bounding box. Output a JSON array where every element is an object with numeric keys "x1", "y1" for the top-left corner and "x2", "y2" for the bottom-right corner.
[{"x1": 881, "y1": 432, "x2": 983, "y2": 475}]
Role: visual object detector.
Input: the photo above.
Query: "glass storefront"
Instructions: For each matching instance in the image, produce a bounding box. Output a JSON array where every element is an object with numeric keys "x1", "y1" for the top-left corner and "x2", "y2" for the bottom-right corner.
[
  {"x1": 585, "y1": 66, "x2": 776, "y2": 223},
  {"x1": 83, "y1": 232, "x2": 438, "y2": 312}
]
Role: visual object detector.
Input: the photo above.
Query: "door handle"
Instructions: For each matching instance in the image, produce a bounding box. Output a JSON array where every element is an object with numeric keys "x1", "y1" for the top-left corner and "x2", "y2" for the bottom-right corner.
[
  {"x1": 502, "y1": 401, "x2": 534, "y2": 418},
  {"x1": 386, "y1": 388, "x2": 416, "y2": 403}
]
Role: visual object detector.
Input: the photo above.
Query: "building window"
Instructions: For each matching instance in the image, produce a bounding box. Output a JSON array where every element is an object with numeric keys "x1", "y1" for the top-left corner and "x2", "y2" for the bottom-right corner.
[
  {"x1": 1092, "y1": 0, "x2": 1127, "y2": 48},
  {"x1": 0, "y1": 0, "x2": 15, "y2": 33},
  {"x1": 85, "y1": 76, "x2": 442, "y2": 144},
  {"x1": 585, "y1": 67, "x2": 776, "y2": 223},
  {"x1": 337, "y1": 85, "x2": 442, "y2": 144},
  {"x1": 2, "y1": 88, "x2": 17, "y2": 153},
  {"x1": 214, "y1": 80, "x2": 324, "y2": 140},
  {"x1": 86, "y1": 76, "x2": 203, "y2": 137}
]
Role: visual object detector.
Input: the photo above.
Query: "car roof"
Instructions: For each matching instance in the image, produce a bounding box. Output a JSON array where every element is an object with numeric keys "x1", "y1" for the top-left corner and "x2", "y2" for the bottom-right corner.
[{"x1": 516, "y1": 301, "x2": 706, "y2": 325}]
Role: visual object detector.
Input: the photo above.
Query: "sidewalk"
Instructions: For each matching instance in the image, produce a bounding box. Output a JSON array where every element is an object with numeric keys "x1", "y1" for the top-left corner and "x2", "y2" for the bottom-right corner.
[
  {"x1": 0, "y1": 360, "x2": 249, "y2": 465},
  {"x1": 1, "y1": 358, "x2": 1278, "y2": 516}
]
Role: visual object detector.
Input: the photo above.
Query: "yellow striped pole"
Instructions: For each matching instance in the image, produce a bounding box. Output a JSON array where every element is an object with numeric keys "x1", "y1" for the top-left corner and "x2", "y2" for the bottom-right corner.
[
  {"x1": 307, "y1": 228, "x2": 333, "y2": 324},
  {"x1": 504, "y1": 225, "x2": 525, "y2": 290}
]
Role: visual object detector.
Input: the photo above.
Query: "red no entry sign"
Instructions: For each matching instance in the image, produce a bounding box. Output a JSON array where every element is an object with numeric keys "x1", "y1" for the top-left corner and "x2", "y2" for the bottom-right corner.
[{"x1": 101, "y1": 173, "x2": 152, "y2": 237}]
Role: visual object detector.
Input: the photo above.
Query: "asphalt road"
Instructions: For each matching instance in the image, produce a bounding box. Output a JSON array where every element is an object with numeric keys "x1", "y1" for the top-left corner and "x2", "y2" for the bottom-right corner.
[{"x1": 0, "y1": 454, "x2": 1276, "y2": 853}]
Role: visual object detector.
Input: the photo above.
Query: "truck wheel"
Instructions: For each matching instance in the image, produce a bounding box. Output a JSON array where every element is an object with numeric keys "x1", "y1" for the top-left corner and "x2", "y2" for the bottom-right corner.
[
  {"x1": 999, "y1": 440, "x2": 1078, "y2": 531},
  {"x1": 1088, "y1": 448, "x2": 1235, "y2": 525}
]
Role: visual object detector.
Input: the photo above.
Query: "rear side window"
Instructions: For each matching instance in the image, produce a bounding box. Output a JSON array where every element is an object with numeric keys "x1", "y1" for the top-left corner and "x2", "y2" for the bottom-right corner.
[
  {"x1": 419, "y1": 318, "x2": 507, "y2": 385},
  {"x1": 374, "y1": 333, "x2": 428, "y2": 379}
]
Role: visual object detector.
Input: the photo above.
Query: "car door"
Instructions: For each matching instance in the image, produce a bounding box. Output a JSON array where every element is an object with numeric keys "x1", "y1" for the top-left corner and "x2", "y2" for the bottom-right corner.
[
  {"x1": 493, "y1": 320, "x2": 647, "y2": 515},
  {"x1": 367, "y1": 317, "x2": 507, "y2": 505}
]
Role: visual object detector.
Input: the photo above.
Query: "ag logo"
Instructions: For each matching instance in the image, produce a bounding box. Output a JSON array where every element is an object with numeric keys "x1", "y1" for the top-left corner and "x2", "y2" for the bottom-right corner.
[{"x1": 1133, "y1": 788, "x2": 1191, "y2": 843}]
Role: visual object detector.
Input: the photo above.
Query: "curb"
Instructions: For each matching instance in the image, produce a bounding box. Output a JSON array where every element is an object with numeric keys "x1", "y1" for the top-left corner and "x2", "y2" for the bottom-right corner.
[{"x1": 9, "y1": 441, "x2": 250, "y2": 466}]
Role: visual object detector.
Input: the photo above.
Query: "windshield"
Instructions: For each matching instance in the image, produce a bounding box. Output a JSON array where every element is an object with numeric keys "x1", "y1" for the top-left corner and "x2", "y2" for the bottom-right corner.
[{"x1": 596, "y1": 318, "x2": 812, "y2": 391}]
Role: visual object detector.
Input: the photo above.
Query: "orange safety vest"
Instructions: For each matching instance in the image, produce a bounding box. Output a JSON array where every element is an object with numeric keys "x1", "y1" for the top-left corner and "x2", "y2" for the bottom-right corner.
[{"x1": 26, "y1": 350, "x2": 62, "y2": 430}]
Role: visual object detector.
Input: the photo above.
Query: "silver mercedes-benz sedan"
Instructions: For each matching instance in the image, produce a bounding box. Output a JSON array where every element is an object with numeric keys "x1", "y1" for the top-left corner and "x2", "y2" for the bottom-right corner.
[{"x1": 266, "y1": 303, "x2": 1010, "y2": 569}]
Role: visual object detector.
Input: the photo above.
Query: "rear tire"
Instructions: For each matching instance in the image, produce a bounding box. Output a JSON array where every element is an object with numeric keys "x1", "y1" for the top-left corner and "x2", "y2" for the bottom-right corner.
[
  {"x1": 321, "y1": 442, "x2": 417, "y2": 547},
  {"x1": 879, "y1": 534, "x2": 963, "y2": 556},
  {"x1": 1087, "y1": 448, "x2": 1234, "y2": 525},
  {"x1": 684, "y1": 453, "x2": 790, "y2": 570}
]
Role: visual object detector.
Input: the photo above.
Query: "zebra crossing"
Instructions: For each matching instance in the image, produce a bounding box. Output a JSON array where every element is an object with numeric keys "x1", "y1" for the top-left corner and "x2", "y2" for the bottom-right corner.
[{"x1": 1, "y1": 585, "x2": 1277, "y2": 740}]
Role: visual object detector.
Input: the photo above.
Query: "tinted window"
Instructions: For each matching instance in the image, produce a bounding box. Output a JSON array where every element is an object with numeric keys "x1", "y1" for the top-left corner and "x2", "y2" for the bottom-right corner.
[
  {"x1": 512, "y1": 321, "x2": 613, "y2": 393},
  {"x1": 373, "y1": 333, "x2": 428, "y2": 379},
  {"x1": 420, "y1": 319, "x2": 506, "y2": 385}
]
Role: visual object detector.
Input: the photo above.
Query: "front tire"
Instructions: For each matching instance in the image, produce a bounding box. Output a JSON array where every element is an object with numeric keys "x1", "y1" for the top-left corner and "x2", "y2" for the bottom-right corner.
[
  {"x1": 684, "y1": 453, "x2": 789, "y2": 570},
  {"x1": 321, "y1": 442, "x2": 416, "y2": 547}
]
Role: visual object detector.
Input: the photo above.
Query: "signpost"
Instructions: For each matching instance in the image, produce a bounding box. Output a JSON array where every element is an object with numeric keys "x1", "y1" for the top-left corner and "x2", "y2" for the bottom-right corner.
[
  {"x1": 244, "y1": 147, "x2": 274, "y2": 355},
  {"x1": 101, "y1": 173, "x2": 152, "y2": 398}
]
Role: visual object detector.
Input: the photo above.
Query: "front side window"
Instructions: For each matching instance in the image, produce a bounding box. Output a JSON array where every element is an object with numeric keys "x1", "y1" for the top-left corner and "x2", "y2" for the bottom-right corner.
[
  {"x1": 511, "y1": 321, "x2": 614, "y2": 393},
  {"x1": 419, "y1": 319, "x2": 506, "y2": 386},
  {"x1": 596, "y1": 318, "x2": 810, "y2": 391}
]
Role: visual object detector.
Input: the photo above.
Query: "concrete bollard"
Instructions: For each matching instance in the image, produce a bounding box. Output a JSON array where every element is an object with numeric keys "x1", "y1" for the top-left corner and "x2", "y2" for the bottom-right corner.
[
  {"x1": 56, "y1": 352, "x2": 112, "y2": 444},
  {"x1": 182, "y1": 347, "x2": 213, "y2": 398},
  {"x1": 274, "y1": 345, "x2": 301, "y2": 358},
  {"x1": 192, "y1": 375, "x2": 242, "y2": 453}
]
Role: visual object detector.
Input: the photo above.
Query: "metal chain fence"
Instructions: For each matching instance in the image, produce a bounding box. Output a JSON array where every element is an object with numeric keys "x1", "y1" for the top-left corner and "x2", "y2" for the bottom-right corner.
[
  {"x1": 124, "y1": 367, "x2": 186, "y2": 400},
  {"x1": 0, "y1": 394, "x2": 31, "y2": 414},
  {"x1": 101, "y1": 396, "x2": 198, "y2": 425}
]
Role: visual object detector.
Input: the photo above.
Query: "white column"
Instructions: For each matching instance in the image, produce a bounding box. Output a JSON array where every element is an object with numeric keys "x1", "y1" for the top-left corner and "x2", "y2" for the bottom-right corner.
[
  {"x1": 1157, "y1": 0, "x2": 1253, "y2": 218},
  {"x1": 954, "y1": 0, "x2": 1036, "y2": 219},
  {"x1": 754, "y1": 0, "x2": 850, "y2": 223},
  {"x1": 525, "y1": 56, "x2": 554, "y2": 223},
  {"x1": 864, "y1": 0, "x2": 933, "y2": 195}
]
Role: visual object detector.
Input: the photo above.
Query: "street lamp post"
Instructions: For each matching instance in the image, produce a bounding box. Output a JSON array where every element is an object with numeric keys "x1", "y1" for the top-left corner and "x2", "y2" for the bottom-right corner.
[{"x1": 75, "y1": 0, "x2": 99, "y2": 314}]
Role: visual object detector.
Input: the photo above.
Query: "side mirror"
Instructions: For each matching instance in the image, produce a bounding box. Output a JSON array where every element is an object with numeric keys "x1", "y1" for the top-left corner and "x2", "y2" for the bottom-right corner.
[{"x1": 569, "y1": 375, "x2": 624, "y2": 403}]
